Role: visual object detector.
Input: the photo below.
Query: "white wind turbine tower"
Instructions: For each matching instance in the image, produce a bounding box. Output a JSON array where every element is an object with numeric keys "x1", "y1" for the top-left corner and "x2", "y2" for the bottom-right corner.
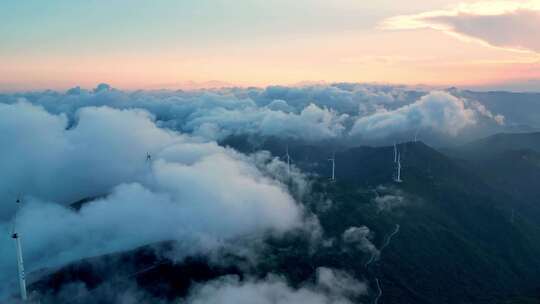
[
  {"x1": 284, "y1": 145, "x2": 291, "y2": 176},
  {"x1": 393, "y1": 142, "x2": 397, "y2": 163},
  {"x1": 328, "y1": 152, "x2": 336, "y2": 181},
  {"x1": 414, "y1": 128, "x2": 420, "y2": 142},
  {"x1": 12, "y1": 196, "x2": 28, "y2": 301},
  {"x1": 394, "y1": 152, "x2": 403, "y2": 183}
]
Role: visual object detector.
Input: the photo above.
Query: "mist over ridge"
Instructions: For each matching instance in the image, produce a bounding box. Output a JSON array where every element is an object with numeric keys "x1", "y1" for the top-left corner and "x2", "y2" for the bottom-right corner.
[{"x1": 1, "y1": 82, "x2": 540, "y2": 303}]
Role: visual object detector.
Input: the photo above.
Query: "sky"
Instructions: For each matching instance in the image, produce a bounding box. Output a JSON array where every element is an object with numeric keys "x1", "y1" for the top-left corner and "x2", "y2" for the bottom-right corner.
[{"x1": 1, "y1": 0, "x2": 539, "y2": 91}]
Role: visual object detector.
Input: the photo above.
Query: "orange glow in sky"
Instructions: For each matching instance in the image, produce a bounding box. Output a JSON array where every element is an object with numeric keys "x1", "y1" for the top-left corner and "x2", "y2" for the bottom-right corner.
[{"x1": 1, "y1": 0, "x2": 539, "y2": 91}]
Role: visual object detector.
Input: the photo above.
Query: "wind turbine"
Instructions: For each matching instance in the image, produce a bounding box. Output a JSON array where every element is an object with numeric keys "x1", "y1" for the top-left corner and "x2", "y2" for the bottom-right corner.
[
  {"x1": 284, "y1": 145, "x2": 291, "y2": 176},
  {"x1": 328, "y1": 152, "x2": 335, "y2": 181},
  {"x1": 414, "y1": 128, "x2": 420, "y2": 142},
  {"x1": 393, "y1": 142, "x2": 397, "y2": 163},
  {"x1": 12, "y1": 196, "x2": 28, "y2": 301},
  {"x1": 394, "y1": 152, "x2": 403, "y2": 183}
]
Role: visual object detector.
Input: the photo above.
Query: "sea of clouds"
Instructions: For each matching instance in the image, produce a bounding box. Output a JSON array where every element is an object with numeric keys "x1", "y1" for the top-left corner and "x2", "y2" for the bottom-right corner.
[
  {"x1": 0, "y1": 101, "x2": 314, "y2": 298},
  {"x1": 0, "y1": 83, "x2": 508, "y2": 301},
  {"x1": 0, "y1": 83, "x2": 506, "y2": 144}
]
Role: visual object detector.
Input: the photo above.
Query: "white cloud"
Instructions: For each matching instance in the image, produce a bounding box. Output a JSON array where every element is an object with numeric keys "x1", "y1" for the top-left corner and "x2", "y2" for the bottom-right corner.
[
  {"x1": 0, "y1": 83, "x2": 506, "y2": 147},
  {"x1": 185, "y1": 267, "x2": 367, "y2": 304},
  {"x1": 0, "y1": 102, "x2": 311, "y2": 297},
  {"x1": 342, "y1": 226, "x2": 379, "y2": 261},
  {"x1": 374, "y1": 194, "x2": 406, "y2": 212},
  {"x1": 350, "y1": 91, "x2": 477, "y2": 139},
  {"x1": 381, "y1": 0, "x2": 540, "y2": 53},
  {"x1": 315, "y1": 267, "x2": 367, "y2": 298},
  {"x1": 0, "y1": 102, "x2": 177, "y2": 214},
  {"x1": 185, "y1": 103, "x2": 349, "y2": 141},
  {"x1": 470, "y1": 100, "x2": 505, "y2": 125}
]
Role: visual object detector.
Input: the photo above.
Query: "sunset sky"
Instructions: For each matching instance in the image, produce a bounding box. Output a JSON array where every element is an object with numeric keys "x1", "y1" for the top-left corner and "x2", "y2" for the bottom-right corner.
[{"x1": 1, "y1": 0, "x2": 539, "y2": 91}]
